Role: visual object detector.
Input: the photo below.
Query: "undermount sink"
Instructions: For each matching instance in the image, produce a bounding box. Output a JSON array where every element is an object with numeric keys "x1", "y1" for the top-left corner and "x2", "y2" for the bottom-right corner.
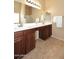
[{"x1": 23, "y1": 23, "x2": 36, "y2": 27}]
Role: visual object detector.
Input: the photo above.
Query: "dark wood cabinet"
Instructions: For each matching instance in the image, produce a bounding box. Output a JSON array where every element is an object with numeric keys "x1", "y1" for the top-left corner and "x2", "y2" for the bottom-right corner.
[
  {"x1": 14, "y1": 31, "x2": 25, "y2": 59},
  {"x1": 24, "y1": 29, "x2": 36, "y2": 53},
  {"x1": 48, "y1": 25, "x2": 52, "y2": 37},
  {"x1": 14, "y1": 29, "x2": 36, "y2": 59},
  {"x1": 14, "y1": 24, "x2": 52, "y2": 59},
  {"x1": 39, "y1": 25, "x2": 52, "y2": 40}
]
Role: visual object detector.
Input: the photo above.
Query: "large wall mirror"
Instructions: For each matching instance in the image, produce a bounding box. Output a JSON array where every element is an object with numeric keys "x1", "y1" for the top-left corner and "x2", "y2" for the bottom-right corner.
[
  {"x1": 14, "y1": 0, "x2": 52, "y2": 24},
  {"x1": 14, "y1": 1, "x2": 43, "y2": 24}
]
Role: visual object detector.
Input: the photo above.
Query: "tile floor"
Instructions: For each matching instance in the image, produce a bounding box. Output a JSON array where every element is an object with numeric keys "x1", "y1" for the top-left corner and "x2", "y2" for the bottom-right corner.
[{"x1": 22, "y1": 37, "x2": 64, "y2": 59}]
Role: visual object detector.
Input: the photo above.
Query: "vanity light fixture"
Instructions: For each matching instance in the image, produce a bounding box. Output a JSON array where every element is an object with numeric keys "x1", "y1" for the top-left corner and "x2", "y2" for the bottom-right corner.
[{"x1": 26, "y1": 0, "x2": 41, "y2": 9}]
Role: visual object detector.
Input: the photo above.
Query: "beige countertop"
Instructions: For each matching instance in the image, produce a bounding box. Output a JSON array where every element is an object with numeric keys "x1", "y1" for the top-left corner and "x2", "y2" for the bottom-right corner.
[{"x1": 14, "y1": 22, "x2": 52, "y2": 32}]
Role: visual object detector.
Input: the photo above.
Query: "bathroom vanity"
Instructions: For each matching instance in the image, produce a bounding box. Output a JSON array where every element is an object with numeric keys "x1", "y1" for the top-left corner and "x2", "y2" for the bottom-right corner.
[
  {"x1": 14, "y1": 0, "x2": 52, "y2": 59},
  {"x1": 14, "y1": 23, "x2": 52, "y2": 59}
]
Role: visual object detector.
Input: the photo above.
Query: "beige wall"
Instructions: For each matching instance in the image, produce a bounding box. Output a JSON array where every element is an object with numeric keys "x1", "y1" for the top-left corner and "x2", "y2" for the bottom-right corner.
[
  {"x1": 31, "y1": 0, "x2": 45, "y2": 19},
  {"x1": 14, "y1": 1, "x2": 21, "y2": 13},
  {"x1": 14, "y1": 1, "x2": 25, "y2": 15},
  {"x1": 45, "y1": 0, "x2": 64, "y2": 16},
  {"x1": 31, "y1": 8, "x2": 43, "y2": 20},
  {"x1": 52, "y1": 16, "x2": 64, "y2": 41},
  {"x1": 14, "y1": 1, "x2": 26, "y2": 23},
  {"x1": 44, "y1": 0, "x2": 64, "y2": 41}
]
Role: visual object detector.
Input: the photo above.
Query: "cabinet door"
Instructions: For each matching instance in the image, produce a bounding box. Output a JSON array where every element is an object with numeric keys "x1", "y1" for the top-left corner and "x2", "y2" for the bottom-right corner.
[
  {"x1": 14, "y1": 37, "x2": 25, "y2": 59},
  {"x1": 39, "y1": 26, "x2": 49, "y2": 40},
  {"x1": 30, "y1": 31, "x2": 36, "y2": 51},
  {"x1": 24, "y1": 30, "x2": 30, "y2": 53},
  {"x1": 19, "y1": 37, "x2": 26, "y2": 55},
  {"x1": 48, "y1": 25, "x2": 52, "y2": 37},
  {"x1": 39, "y1": 25, "x2": 52, "y2": 40},
  {"x1": 24, "y1": 29, "x2": 36, "y2": 53},
  {"x1": 14, "y1": 37, "x2": 21, "y2": 58}
]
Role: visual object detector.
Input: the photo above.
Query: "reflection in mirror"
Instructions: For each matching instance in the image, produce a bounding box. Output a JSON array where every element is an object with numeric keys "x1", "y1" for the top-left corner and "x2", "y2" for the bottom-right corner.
[
  {"x1": 14, "y1": 13, "x2": 19, "y2": 24},
  {"x1": 14, "y1": 1, "x2": 20, "y2": 24},
  {"x1": 14, "y1": 1, "x2": 42, "y2": 24},
  {"x1": 24, "y1": 15, "x2": 35, "y2": 23},
  {"x1": 14, "y1": 1, "x2": 52, "y2": 25}
]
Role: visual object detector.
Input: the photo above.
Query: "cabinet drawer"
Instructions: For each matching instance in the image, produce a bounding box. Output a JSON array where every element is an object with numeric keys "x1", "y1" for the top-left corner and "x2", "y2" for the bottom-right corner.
[
  {"x1": 14, "y1": 31, "x2": 24, "y2": 38},
  {"x1": 14, "y1": 37, "x2": 23, "y2": 43},
  {"x1": 24, "y1": 29, "x2": 35, "y2": 34}
]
